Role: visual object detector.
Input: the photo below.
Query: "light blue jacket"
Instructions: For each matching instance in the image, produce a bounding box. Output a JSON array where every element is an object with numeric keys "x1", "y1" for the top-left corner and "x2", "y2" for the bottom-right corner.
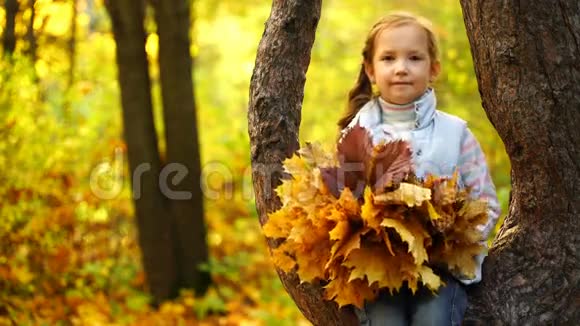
[
  {"x1": 345, "y1": 89, "x2": 501, "y2": 284},
  {"x1": 346, "y1": 89, "x2": 465, "y2": 179}
]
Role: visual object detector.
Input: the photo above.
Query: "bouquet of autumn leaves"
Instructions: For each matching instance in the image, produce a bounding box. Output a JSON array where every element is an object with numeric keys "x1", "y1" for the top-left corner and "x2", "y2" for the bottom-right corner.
[{"x1": 262, "y1": 125, "x2": 489, "y2": 309}]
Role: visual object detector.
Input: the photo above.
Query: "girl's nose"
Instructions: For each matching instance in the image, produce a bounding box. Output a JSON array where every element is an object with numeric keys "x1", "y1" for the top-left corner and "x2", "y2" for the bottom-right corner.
[{"x1": 394, "y1": 60, "x2": 409, "y2": 74}]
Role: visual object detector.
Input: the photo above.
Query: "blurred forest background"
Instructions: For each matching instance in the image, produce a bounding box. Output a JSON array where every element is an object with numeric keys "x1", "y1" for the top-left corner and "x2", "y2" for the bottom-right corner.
[{"x1": 0, "y1": 0, "x2": 510, "y2": 325}]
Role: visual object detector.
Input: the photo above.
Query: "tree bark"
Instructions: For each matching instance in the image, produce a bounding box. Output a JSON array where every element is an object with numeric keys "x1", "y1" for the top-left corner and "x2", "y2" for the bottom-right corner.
[
  {"x1": 150, "y1": 0, "x2": 211, "y2": 295},
  {"x1": 248, "y1": 1, "x2": 358, "y2": 325},
  {"x1": 460, "y1": 1, "x2": 580, "y2": 324},
  {"x1": 104, "y1": 0, "x2": 178, "y2": 304},
  {"x1": 3, "y1": 0, "x2": 18, "y2": 56}
]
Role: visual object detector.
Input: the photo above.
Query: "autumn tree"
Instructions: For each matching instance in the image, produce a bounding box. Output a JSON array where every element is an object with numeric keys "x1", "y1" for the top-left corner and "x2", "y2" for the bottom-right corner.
[
  {"x1": 248, "y1": 0, "x2": 579, "y2": 325},
  {"x1": 104, "y1": 0, "x2": 210, "y2": 305}
]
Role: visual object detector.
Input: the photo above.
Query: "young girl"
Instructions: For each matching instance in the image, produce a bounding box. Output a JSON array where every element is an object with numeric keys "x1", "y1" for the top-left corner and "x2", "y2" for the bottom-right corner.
[{"x1": 338, "y1": 12, "x2": 501, "y2": 325}]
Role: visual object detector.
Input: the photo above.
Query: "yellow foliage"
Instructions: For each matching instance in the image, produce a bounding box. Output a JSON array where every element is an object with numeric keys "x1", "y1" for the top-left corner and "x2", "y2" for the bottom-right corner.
[
  {"x1": 263, "y1": 140, "x2": 488, "y2": 308},
  {"x1": 271, "y1": 244, "x2": 297, "y2": 273},
  {"x1": 336, "y1": 187, "x2": 360, "y2": 216},
  {"x1": 381, "y1": 218, "x2": 429, "y2": 265},
  {"x1": 374, "y1": 183, "x2": 432, "y2": 207},
  {"x1": 324, "y1": 267, "x2": 376, "y2": 308},
  {"x1": 360, "y1": 187, "x2": 382, "y2": 230}
]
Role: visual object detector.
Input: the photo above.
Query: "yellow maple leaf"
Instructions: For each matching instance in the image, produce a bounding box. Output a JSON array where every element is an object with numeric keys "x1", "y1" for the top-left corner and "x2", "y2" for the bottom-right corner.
[
  {"x1": 343, "y1": 244, "x2": 406, "y2": 293},
  {"x1": 458, "y1": 199, "x2": 488, "y2": 225},
  {"x1": 418, "y1": 265, "x2": 442, "y2": 292},
  {"x1": 296, "y1": 239, "x2": 332, "y2": 283},
  {"x1": 379, "y1": 229, "x2": 395, "y2": 256},
  {"x1": 329, "y1": 220, "x2": 350, "y2": 241},
  {"x1": 337, "y1": 187, "x2": 360, "y2": 216},
  {"x1": 447, "y1": 219, "x2": 484, "y2": 243},
  {"x1": 431, "y1": 241, "x2": 484, "y2": 278},
  {"x1": 263, "y1": 207, "x2": 300, "y2": 239},
  {"x1": 327, "y1": 229, "x2": 364, "y2": 269},
  {"x1": 326, "y1": 207, "x2": 348, "y2": 222},
  {"x1": 275, "y1": 179, "x2": 294, "y2": 206},
  {"x1": 288, "y1": 218, "x2": 315, "y2": 244},
  {"x1": 324, "y1": 267, "x2": 376, "y2": 308},
  {"x1": 307, "y1": 203, "x2": 335, "y2": 231},
  {"x1": 374, "y1": 183, "x2": 431, "y2": 207},
  {"x1": 283, "y1": 154, "x2": 311, "y2": 176},
  {"x1": 361, "y1": 187, "x2": 383, "y2": 230},
  {"x1": 446, "y1": 242, "x2": 484, "y2": 278},
  {"x1": 425, "y1": 201, "x2": 441, "y2": 221},
  {"x1": 270, "y1": 244, "x2": 297, "y2": 273},
  {"x1": 294, "y1": 176, "x2": 322, "y2": 205},
  {"x1": 299, "y1": 142, "x2": 338, "y2": 167},
  {"x1": 380, "y1": 218, "x2": 429, "y2": 265}
]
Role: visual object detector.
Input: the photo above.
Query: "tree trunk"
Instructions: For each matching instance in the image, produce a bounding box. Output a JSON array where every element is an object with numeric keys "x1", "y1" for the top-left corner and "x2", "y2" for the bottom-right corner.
[
  {"x1": 460, "y1": 1, "x2": 580, "y2": 323},
  {"x1": 104, "y1": 0, "x2": 178, "y2": 304},
  {"x1": 247, "y1": 1, "x2": 358, "y2": 325},
  {"x1": 150, "y1": 0, "x2": 211, "y2": 295},
  {"x1": 3, "y1": 0, "x2": 18, "y2": 56},
  {"x1": 25, "y1": 0, "x2": 37, "y2": 62},
  {"x1": 68, "y1": 0, "x2": 77, "y2": 89}
]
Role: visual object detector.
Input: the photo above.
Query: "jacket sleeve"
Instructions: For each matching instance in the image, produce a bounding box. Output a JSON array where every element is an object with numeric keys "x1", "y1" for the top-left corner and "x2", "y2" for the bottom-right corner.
[
  {"x1": 457, "y1": 127, "x2": 501, "y2": 239},
  {"x1": 455, "y1": 127, "x2": 502, "y2": 285}
]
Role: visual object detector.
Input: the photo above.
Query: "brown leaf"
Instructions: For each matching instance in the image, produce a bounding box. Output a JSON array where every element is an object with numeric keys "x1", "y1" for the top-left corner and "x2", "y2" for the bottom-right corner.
[
  {"x1": 371, "y1": 140, "x2": 413, "y2": 193},
  {"x1": 321, "y1": 124, "x2": 373, "y2": 198},
  {"x1": 337, "y1": 124, "x2": 374, "y2": 173},
  {"x1": 320, "y1": 164, "x2": 366, "y2": 199}
]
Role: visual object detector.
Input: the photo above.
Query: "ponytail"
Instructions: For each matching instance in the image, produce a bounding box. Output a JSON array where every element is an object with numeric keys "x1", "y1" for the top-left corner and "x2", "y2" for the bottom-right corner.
[{"x1": 337, "y1": 63, "x2": 373, "y2": 130}]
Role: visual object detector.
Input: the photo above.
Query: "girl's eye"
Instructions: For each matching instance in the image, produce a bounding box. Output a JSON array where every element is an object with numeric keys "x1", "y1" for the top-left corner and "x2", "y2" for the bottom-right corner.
[
  {"x1": 410, "y1": 55, "x2": 423, "y2": 61},
  {"x1": 381, "y1": 55, "x2": 394, "y2": 61}
]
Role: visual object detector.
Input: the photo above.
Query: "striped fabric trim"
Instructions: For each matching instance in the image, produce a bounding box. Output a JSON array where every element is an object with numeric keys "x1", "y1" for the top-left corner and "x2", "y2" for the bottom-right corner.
[{"x1": 458, "y1": 128, "x2": 501, "y2": 240}]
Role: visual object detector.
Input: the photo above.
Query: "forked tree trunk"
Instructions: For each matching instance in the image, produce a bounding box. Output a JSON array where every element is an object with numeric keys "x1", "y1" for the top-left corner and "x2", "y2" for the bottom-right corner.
[
  {"x1": 460, "y1": 0, "x2": 580, "y2": 323},
  {"x1": 248, "y1": 1, "x2": 357, "y2": 325}
]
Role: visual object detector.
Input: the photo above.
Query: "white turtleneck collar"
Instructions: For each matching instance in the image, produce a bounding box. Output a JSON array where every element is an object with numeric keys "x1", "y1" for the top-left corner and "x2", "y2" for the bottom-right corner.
[
  {"x1": 376, "y1": 88, "x2": 437, "y2": 130},
  {"x1": 345, "y1": 88, "x2": 438, "y2": 144}
]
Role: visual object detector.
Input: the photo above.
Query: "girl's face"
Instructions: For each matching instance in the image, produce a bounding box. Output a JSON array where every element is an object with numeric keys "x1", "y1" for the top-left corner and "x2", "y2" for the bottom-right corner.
[{"x1": 365, "y1": 24, "x2": 440, "y2": 105}]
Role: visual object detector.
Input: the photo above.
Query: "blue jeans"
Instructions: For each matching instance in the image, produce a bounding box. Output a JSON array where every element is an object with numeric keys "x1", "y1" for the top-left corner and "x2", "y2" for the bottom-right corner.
[{"x1": 355, "y1": 275, "x2": 468, "y2": 326}]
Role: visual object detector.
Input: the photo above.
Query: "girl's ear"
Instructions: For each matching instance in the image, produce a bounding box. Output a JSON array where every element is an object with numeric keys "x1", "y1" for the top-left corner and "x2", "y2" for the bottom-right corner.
[
  {"x1": 430, "y1": 60, "x2": 441, "y2": 81},
  {"x1": 364, "y1": 61, "x2": 375, "y2": 84}
]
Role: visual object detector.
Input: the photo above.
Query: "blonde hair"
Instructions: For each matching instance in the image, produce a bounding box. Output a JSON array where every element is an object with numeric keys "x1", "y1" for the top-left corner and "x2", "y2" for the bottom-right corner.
[{"x1": 337, "y1": 12, "x2": 440, "y2": 129}]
